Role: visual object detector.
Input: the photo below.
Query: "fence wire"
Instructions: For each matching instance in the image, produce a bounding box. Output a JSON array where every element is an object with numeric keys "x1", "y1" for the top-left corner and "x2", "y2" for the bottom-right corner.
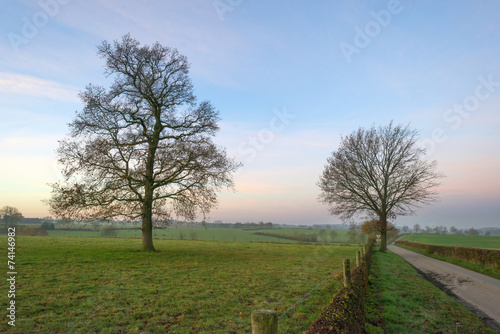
[
  {"x1": 278, "y1": 266, "x2": 339, "y2": 319},
  {"x1": 278, "y1": 254, "x2": 357, "y2": 320}
]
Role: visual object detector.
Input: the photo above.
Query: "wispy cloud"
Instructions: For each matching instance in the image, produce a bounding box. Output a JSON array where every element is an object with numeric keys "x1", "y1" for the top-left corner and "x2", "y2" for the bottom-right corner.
[{"x1": 0, "y1": 72, "x2": 79, "y2": 101}]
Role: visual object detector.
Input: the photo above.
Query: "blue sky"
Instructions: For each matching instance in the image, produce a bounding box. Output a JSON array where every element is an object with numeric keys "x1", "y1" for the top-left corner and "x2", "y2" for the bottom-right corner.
[{"x1": 1, "y1": 0, "x2": 499, "y2": 229}]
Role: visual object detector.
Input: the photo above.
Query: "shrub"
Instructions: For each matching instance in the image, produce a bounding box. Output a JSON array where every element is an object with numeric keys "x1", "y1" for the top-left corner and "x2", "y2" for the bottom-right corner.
[
  {"x1": 254, "y1": 232, "x2": 321, "y2": 243},
  {"x1": 100, "y1": 226, "x2": 118, "y2": 238},
  {"x1": 41, "y1": 221, "x2": 55, "y2": 230},
  {"x1": 19, "y1": 226, "x2": 48, "y2": 236}
]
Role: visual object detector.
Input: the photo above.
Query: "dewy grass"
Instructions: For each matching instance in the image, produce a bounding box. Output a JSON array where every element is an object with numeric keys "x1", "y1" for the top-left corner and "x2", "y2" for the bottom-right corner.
[
  {"x1": 365, "y1": 248, "x2": 496, "y2": 334},
  {"x1": 0, "y1": 236, "x2": 357, "y2": 333},
  {"x1": 47, "y1": 226, "x2": 354, "y2": 244}
]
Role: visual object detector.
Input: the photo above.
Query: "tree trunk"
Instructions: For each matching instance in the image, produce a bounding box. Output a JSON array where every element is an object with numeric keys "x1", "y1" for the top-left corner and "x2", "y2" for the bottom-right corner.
[
  {"x1": 141, "y1": 217, "x2": 155, "y2": 252},
  {"x1": 141, "y1": 128, "x2": 158, "y2": 252},
  {"x1": 141, "y1": 185, "x2": 156, "y2": 252},
  {"x1": 380, "y1": 229, "x2": 387, "y2": 252},
  {"x1": 379, "y1": 217, "x2": 388, "y2": 252}
]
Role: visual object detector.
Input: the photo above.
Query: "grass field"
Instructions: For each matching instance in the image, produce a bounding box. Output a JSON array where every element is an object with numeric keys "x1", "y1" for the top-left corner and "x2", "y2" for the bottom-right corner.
[
  {"x1": 365, "y1": 249, "x2": 496, "y2": 333},
  {"x1": 1, "y1": 236, "x2": 358, "y2": 333},
  {"x1": 401, "y1": 234, "x2": 500, "y2": 250},
  {"x1": 47, "y1": 226, "x2": 354, "y2": 244}
]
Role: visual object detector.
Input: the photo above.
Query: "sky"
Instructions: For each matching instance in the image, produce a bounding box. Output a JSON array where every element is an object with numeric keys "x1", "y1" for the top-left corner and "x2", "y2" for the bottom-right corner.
[{"x1": 1, "y1": 0, "x2": 499, "y2": 229}]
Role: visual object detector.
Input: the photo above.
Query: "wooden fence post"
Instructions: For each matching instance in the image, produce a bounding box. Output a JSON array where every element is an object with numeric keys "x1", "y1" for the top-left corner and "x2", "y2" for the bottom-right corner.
[
  {"x1": 251, "y1": 310, "x2": 278, "y2": 334},
  {"x1": 356, "y1": 251, "x2": 361, "y2": 267},
  {"x1": 343, "y1": 258, "x2": 351, "y2": 288}
]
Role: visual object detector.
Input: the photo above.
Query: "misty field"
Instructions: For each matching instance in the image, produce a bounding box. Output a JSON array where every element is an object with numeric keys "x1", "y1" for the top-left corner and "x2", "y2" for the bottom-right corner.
[
  {"x1": 1, "y1": 236, "x2": 358, "y2": 333},
  {"x1": 46, "y1": 226, "x2": 353, "y2": 244},
  {"x1": 401, "y1": 234, "x2": 500, "y2": 250}
]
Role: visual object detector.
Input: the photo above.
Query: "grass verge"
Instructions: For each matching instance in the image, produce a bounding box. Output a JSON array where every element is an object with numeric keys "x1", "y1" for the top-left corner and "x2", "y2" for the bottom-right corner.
[
  {"x1": 396, "y1": 244, "x2": 500, "y2": 280},
  {"x1": 365, "y1": 248, "x2": 496, "y2": 334}
]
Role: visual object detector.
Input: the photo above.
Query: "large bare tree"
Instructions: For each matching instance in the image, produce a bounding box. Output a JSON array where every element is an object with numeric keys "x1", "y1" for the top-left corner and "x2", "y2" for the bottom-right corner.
[
  {"x1": 46, "y1": 35, "x2": 240, "y2": 251},
  {"x1": 318, "y1": 122, "x2": 443, "y2": 251}
]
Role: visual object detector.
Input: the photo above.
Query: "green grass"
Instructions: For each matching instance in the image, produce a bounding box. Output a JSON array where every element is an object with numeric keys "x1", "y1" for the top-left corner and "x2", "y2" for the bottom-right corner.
[
  {"x1": 47, "y1": 226, "x2": 355, "y2": 244},
  {"x1": 365, "y1": 249, "x2": 496, "y2": 334},
  {"x1": 401, "y1": 234, "x2": 500, "y2": 250},
  {"x1": 1, "y1": 236, "x2": 358, "y2": 333}
]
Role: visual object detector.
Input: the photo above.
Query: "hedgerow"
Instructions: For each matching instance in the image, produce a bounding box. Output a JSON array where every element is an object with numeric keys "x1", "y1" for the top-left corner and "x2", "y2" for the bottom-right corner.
[{"x1": 254, "y1": 231, "x2": 318, "y2": 242}]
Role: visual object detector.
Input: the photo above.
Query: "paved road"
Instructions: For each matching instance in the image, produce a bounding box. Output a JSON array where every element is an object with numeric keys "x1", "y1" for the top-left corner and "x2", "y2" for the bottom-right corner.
[{"x1": 389, "y1": 245, "x2": 500, "y2": 332}]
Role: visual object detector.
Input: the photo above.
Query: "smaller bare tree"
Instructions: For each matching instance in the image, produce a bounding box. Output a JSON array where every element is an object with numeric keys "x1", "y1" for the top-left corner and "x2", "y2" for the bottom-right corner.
[
  {"x1": 347, "y1": 221, "x2": 359, "y2": 244},
  {"x1": 466, "y1": 227, "x2": 479, "y2": 236},
  {"x1": 318, "y1": 122, "x2": 443, "y2": 251},
  {"x1": 413, "y1": 223, "x2": 421, "y2": 233},
  {"x1": 329, "y1": 230, "x2": 337, "y2": 243}
]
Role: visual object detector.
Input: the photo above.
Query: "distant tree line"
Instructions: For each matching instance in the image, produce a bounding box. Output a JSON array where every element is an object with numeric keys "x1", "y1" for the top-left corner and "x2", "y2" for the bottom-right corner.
[
  {"x1": 405, "y1": 224, "x2": 497, "y2": 236},
  {"x1": 2, "y1": 205, "x2": 498, "y2": 237}
]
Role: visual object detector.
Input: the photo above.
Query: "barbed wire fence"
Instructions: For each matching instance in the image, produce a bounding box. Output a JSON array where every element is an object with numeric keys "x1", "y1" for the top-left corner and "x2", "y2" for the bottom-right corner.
[
  {"x1": 251, "y1": 246, "x2": 371, "y2": 333},
  {"x1": 277, "y1": 254, "x2": 357, "y2": 320}
]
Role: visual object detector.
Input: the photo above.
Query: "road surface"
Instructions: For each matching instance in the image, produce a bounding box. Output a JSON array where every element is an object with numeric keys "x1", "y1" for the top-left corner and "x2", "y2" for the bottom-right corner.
[{"x1": 389, "y1": 245, "x2": 500, "y2": 332}]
